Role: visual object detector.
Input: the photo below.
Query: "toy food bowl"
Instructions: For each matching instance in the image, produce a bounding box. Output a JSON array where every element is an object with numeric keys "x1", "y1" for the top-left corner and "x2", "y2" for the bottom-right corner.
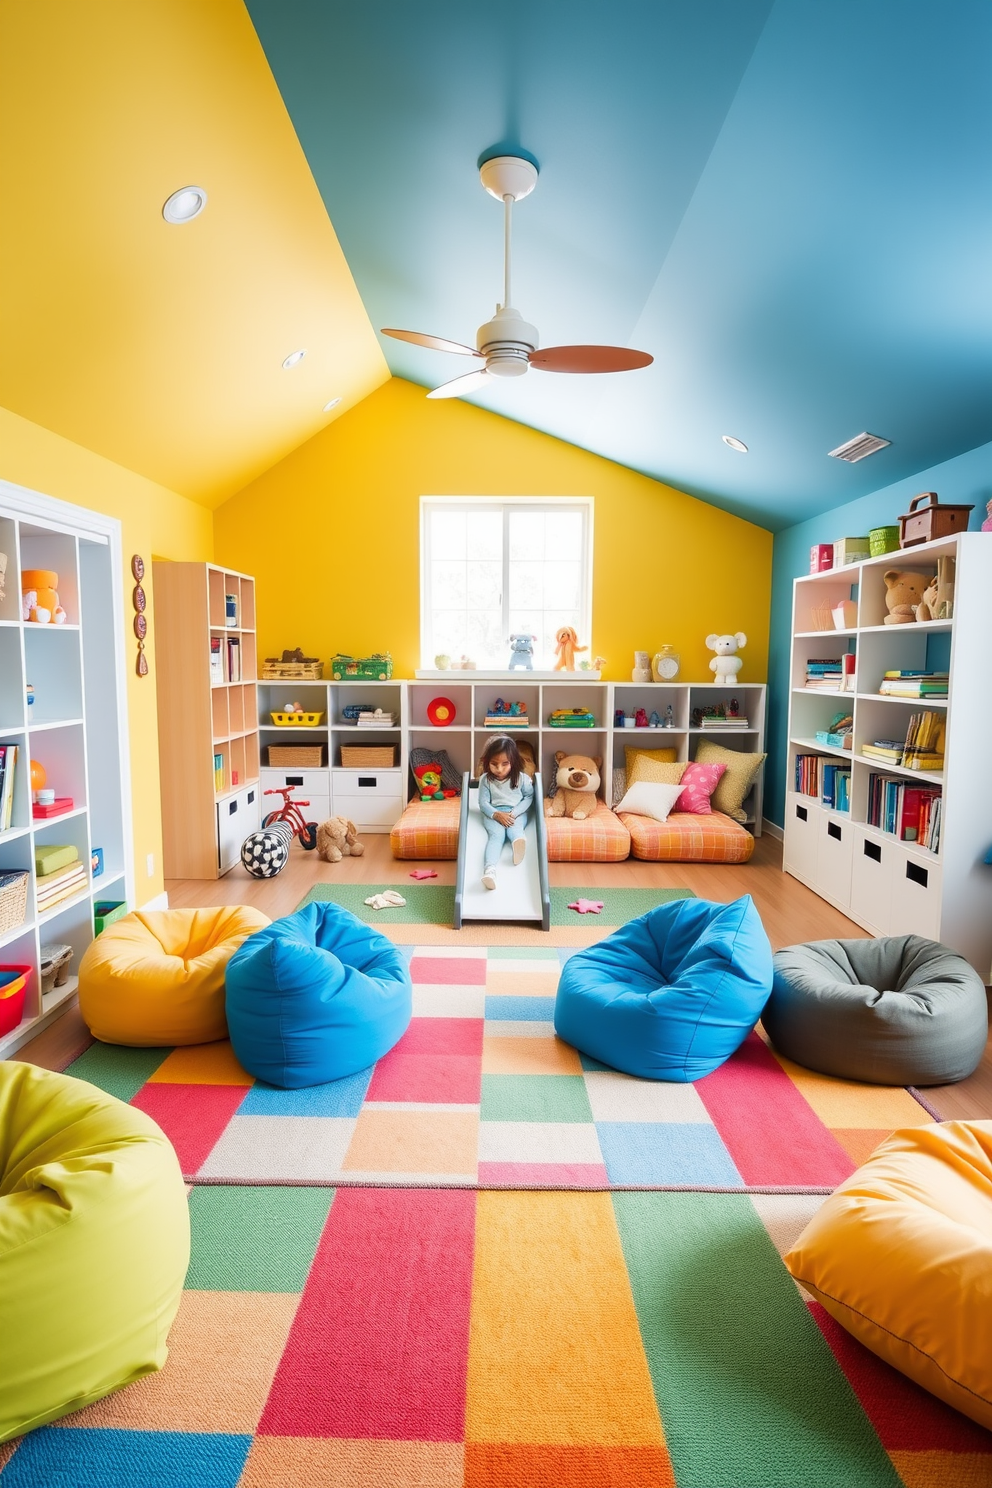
[
  {"x1": 0, "y1": 964, "x2": 31, "y2": 1037},
  {"x1": 426, "y1": 696, "x2": 456, "y2": 726},
  {"x1": 270, "y1": 711, "x2": 325, "y2": 727}
]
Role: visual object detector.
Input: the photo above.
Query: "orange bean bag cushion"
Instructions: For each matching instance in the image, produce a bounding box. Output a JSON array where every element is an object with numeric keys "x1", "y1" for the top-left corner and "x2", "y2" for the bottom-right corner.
[
  {"x1": 79, "y1": 906, "x2": 270, "y2": 1045},
  {"x1": 785, "y1": 1121, "x2": 992, "y2": 1429}
]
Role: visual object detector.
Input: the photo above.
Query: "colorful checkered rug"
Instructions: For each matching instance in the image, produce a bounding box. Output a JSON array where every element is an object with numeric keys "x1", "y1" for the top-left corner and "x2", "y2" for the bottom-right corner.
[
  {"x1": 3, "y1": 1185, "x2": 990, "y2": 1487},
  {"x1": 298, "y1": 883, "x2": 693, "y2": 926},
  {"x1": 61, "y1": 946, "x2": 934, "y2": 1191}
]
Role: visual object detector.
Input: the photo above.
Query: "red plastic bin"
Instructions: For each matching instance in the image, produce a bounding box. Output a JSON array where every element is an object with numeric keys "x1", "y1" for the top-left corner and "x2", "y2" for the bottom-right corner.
[{"x1": 0, "y1": 965, "x2": 32, "y2": 1037}]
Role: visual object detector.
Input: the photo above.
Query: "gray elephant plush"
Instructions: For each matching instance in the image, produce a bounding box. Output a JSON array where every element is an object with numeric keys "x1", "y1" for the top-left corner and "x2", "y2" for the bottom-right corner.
[{"x1": 508, "y1": 633, "x2": 536, "y2": 669}]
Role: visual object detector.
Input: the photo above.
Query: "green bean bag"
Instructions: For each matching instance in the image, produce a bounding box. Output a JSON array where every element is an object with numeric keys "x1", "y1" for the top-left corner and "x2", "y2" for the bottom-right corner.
[
  {"x1": 0, "y1": 1061, "x2": 190, "y2": 1441},
  {"x1": 764, "y1": 936, "x2": 988, "y2": 1086}
]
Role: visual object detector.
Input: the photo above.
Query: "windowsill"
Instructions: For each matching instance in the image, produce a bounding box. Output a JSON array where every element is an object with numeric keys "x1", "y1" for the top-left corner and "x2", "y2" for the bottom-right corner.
[{"x1": 414, "y1": 669, "x2": 602, "y2": 680}]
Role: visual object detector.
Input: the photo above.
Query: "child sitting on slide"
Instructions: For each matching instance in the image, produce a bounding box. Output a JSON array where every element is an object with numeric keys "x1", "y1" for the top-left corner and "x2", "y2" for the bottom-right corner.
[{"x1": 478, "y1": 735, "x2": 533, "y2": 891}]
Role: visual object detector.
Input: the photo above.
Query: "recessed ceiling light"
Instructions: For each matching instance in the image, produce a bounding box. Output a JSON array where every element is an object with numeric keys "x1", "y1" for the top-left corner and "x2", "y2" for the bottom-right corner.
[
  {"x1": 282, "y1": 349, "x2": 307, "y2": 369},
  {"x1": 162, "y1": 186, "x2": 207, "y2": 224},
  {"x1": 722, "y1": 435, "x2": 748, "y2": 453},
  {"x1": 322, "y1": 398, "x2": 341, "y2": 412}
]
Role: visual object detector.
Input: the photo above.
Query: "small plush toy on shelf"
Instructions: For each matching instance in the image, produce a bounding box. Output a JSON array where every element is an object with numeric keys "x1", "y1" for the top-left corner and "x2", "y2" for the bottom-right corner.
[
  {"x1": 508, "y1": 634, "x2": 536, "y2": 670},
  {"x1": 706, "y1": 632, "x2": 746, "y2": 684},
  {"x1": 412, "y1": 760, "x2": 458, "y2": 802},
  {"x1": 553, "y1": 626, "x2": 587, "y2": 672},
  {"x1": 21, "y1": 569, "x2": 67, "y2": 625}
]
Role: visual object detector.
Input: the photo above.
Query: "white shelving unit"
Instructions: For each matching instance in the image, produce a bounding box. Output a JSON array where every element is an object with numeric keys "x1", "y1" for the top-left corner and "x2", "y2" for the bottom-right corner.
[
  {"x1": 783, "y1": 531, "x2": 992, "y2": 975},
  {"x1": 0, "y1": 480, "x2": 132, "y2": 1056},
  {"x1": 256, "y1": 678, "x2": 766, "y2": 833}
]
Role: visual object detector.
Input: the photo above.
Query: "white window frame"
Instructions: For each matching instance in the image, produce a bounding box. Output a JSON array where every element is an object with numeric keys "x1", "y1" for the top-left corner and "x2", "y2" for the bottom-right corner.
[{"x1": 419, "y1": 496, "x2": 594, "y2": 670}]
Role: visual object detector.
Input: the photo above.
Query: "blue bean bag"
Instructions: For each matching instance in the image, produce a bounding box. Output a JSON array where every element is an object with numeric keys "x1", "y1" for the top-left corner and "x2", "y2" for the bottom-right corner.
[
  {"x1": 554, "y1": 895, "x2": 773, "y2": 1081},
  {"x1": 225, "y1": 902, "x2": 412, "y2": 1088}
]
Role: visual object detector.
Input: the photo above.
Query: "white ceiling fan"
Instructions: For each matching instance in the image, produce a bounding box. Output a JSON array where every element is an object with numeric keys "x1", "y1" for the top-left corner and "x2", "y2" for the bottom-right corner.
[{"x1": 381, "y1": 155, "x2": 653, "y2": 399}]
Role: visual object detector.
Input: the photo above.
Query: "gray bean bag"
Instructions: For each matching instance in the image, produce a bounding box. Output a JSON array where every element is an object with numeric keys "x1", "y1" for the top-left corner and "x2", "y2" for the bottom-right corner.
[{"x1": 764, "y1": 936, "x2": 987, "y2": 1086}]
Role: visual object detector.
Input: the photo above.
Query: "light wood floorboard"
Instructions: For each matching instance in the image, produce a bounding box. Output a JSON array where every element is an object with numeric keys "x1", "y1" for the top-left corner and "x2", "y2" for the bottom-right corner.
[{"x1": 16, "y1": 833, "x2": 992, "y2": 1120}]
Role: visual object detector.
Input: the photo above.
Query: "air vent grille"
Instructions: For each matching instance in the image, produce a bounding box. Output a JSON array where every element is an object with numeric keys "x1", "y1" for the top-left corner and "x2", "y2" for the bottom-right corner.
[{"x1": 828, "y1": 432, "x2": 892, "y2": 463}]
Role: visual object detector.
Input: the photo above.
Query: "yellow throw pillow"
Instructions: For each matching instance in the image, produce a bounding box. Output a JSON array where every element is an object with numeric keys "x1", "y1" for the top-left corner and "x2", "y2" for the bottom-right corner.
[
  {"x1": 693, "y1": 740, "x2": 766, "y2": 823},
  {"x1": 625, "y1": 745, "x2": 678, "y2": 779},
  {"x1": 627, "y1": 755, "x2": 686, "y2": 788}
]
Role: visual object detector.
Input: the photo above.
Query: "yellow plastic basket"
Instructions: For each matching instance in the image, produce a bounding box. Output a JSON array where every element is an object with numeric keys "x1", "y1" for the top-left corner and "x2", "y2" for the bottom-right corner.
[{"x1": 269, "y1": 711, "x2": 325, "y2": 728}]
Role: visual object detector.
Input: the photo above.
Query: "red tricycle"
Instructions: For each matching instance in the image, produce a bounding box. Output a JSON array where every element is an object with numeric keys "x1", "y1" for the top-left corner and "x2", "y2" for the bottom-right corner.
[{"x1": 263, "y1": 786, "x2": 318, "y2": 851}]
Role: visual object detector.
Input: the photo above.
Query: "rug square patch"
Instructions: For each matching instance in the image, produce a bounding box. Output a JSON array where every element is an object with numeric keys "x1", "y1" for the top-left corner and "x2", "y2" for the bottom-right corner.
[
  {"x1": 392, "y1": 1017, "x2": 485, "y2": 1055},
  {"x1": 772, "y1": 1052, "x2": 932, "y2": 1129},
  {"x1": 487, "y1": 947, "x2": 560, "y2": 961},
  {"x1": 130, "y1": 1083, "x2": 247, "y2": 1175},
  {"x1": 197, "y1": 1116, "x2": 356, "y2": 1181},
  {"x1": 481, "y1": 1074, "x2": 593, "y2": 1124},
  {"x1": 6, "y1": 1428, "x2": 252, "y2": 1487},
  {"x1": 485, "y1": 972, "x2": 560, "y2": 996},
  {"x1": 343, "y1": 1107, "x2": 479, "y2": 1176},
  {"x1": 748, "y1": 1193, "x2": 827, "y2": 1263},
  {"x1": 64, "y1": 1043, "x2": 173, "y2": 1102},
  {"x1": 596, "y1": 1122, "x2": 743, "y2": 1186},
  {"x1": 148, "y1": 1041, "x2": 253, "y2": 1086},
  {"x1": 238, "y1": 1068, "x2": 372, "y2": 1117},
  {"x1": 414, "y1": 945, "x2": 489, "y2": 959},
  {"x1": 483, "y1": 1036, "x2": 583, "y2": 1076},
  {"x1": 478, "y1": 1121, "x2": 603, "y2": 1166},
  {"x1": 59, "y1": 1291, "x2": 298, "y2": 1435},
  {"x1": 239, "y1": 1437, "x2": 466, "y2": 1488},
  {"x1": 583, "y1": 1072, "x2": 713, "y2": 1124},
  {"x1": 888, "y1": 1451, "x2": 992, "y2": 1488},
  {"x1": 485, "y1": 995, "x2": 556, "y2": 1021},
  {"x1": 484, "y1": 1021, "x2": 556, "y2": 1038},
  {"x1": 463, "y1": 1443, "x2": 676, "y2": 1487},
  {"x1": 410, "y1": 956, "x2": 487, "y2": 984},
  {"x1": 367, "y1": 1052, "x2": 482, "y2": 1104},
  {"x1": 831, "y1": 1128, "x2": 892, "y2": 1166},
  {"x1": 186, "y1": 1186, "x2": 334, "y2": 1292},
  {"x1": 413, "y1": 985, "x2": 487, "y2": 1017}
]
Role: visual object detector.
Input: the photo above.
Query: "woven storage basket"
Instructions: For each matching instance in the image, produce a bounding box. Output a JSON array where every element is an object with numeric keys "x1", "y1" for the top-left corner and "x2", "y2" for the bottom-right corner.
[
  {"x1": 261, "y1": 660, "x2": 323, "y2": 680},
  {"x1": 0, "y1": 872, "x2": 29, "y2": 936},
  {"x1": 340, "y1": 744, "x2": 396, "y2": 768},
  {"x1": 267, "y1": 744, "x2": 327, "y2": 768}
]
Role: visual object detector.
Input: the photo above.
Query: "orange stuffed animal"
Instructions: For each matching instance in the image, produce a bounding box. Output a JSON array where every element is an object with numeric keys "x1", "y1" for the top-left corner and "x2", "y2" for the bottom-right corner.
[{"x1": 553, "y1": 626, "x2": 587, "y2": 671}]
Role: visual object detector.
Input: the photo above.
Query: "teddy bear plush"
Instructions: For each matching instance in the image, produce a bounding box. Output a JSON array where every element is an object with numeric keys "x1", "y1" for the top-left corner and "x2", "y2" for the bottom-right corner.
[
  {"x1": 315, "y1": 816, "x2": 365, "y2": 863},
  {"x1": 544, "y1": 753, "x2": 601, "y2": 820},
  {"x1": 706, "y1": 632, "x2": 746, "y2": 683},
  {"x1": 883, "y1": 570, "x2": 930, "y2": 624}
]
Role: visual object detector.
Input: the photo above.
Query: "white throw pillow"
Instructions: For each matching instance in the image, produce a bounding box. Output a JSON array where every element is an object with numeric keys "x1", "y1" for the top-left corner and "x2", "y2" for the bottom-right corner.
[{"x1": 615, "y1": 780, "x2": 684, "y2": 823}]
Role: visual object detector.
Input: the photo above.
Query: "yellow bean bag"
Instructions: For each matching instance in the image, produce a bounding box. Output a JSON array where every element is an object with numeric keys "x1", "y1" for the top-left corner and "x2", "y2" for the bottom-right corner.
[
  {"x1": 785, "y1": 1120, "x2": 992, "y2": 1429},
  {"x1": 79, "y1": 906, "x2": 270, "y2": 1045},
  {"x1": 0, "y1": 1061, "x2": 189, "y2": 1441}
]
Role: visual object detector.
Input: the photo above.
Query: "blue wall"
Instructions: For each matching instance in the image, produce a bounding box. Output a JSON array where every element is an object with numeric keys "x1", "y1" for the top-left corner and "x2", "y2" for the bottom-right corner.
[{"x1": 766, "y1": 442, "x2": 991, "y2": 827}]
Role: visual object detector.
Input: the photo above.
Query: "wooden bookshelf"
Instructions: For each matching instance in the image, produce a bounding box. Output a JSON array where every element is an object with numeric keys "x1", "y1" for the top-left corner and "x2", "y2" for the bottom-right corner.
[
  {"x1": 153, "y1": 563, "x2": 260, "y2": 878},
  {"x1": 783, "y1": 531, "x2": 992, "y2": 976}
]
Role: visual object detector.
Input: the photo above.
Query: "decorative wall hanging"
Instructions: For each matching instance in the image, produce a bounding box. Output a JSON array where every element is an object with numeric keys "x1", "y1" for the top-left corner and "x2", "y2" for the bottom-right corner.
[{"x1": 131, "y1": 555, "x2": 148, "y2": 675}]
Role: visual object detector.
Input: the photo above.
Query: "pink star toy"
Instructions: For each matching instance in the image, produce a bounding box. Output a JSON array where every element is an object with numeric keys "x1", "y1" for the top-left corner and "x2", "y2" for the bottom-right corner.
[
  {"x1": 568, "y1": 898, "x2": 604, "y2": 915},
  {"x1": 409, "y1": 869, "x2": 438, "y2": 880}
]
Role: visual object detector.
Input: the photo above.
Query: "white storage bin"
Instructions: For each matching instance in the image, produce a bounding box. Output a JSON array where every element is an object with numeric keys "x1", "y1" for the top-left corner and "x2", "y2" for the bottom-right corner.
[
  {"x1": 783, "y1": 793, "x2": 818, "y2": 883},
  {"x1": 889, "y1": 849, "x2": 943, "y2": 941},
  {"x1": 850, "y1": 828, "x2": 892, "y2": 934},
  {"x1": 815, "y1": 810, "x2": 853, "y2": 911}
]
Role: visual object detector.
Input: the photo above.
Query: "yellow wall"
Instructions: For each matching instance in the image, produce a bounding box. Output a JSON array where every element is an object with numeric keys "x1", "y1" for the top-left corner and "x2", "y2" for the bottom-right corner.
[
  {"x1": 0, "y1": 405, "x2": 213, "y2": 902},
  {"x1": 215, "y1": 377, "x2": 773, "y2": 682}
]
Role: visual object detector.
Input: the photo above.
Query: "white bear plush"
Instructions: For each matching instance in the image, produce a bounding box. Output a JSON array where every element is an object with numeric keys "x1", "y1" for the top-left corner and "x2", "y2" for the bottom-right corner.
[{"x1": 706, "y1": 632, "x2": 746, "y2": 684}]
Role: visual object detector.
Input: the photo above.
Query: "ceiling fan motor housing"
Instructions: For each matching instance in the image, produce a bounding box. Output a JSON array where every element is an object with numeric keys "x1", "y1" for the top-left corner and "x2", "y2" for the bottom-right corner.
[{"x1": 477, "y1": 306, "x2": 538, "y2": 377}]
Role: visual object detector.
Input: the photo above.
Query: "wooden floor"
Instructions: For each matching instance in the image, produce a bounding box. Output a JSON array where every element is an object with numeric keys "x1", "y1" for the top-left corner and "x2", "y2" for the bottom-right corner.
[{"x1": 16, "y1": 831, "x2": 992, "y2": 1119}]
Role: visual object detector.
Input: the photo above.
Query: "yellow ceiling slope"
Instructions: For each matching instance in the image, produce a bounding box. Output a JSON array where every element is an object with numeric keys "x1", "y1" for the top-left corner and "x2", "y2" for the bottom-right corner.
[{"x1": 0, "y1": 0, "x2": 388, "y2": 506}]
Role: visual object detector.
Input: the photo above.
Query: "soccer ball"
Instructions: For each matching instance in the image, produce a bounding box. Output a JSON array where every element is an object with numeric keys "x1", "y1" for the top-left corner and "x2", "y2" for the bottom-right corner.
[{"x1": 241, "y1": 823, "x2": 292, "y2": 879}]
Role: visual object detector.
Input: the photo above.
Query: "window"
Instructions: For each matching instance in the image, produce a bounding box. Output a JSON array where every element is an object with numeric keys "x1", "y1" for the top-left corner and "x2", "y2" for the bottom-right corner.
[{"x1": 420, "y1": 498, "x2": 592, "y2": 669}]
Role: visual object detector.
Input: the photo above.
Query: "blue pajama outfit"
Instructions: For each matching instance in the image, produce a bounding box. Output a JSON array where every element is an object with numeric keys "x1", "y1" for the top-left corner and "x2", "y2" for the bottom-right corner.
[{"x1": 478, "y1": 772, "x2": 534, "y2": 872}]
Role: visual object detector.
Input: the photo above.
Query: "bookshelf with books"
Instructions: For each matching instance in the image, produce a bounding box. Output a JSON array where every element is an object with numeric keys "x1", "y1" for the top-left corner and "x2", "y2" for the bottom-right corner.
[
  {"x1": 153, "y1": 563, "x2": 260, "y2": 878},
  {"x1": 784, "y1": 530, "x2": 992, "y2": 975},
  {"x1": 0, "y1": 480, "x2": 133, "y2": 1058}
]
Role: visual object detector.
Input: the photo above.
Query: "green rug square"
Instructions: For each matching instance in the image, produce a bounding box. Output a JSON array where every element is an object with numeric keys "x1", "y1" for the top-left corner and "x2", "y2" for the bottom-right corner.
[
  {"x1": 481, "y1": 1074, "x2": 593, "y2": 1123},
  {"x1": 298, "y1": 883, "x2": 694, "y2": 927},
  {"x1": 186, "y1": 1186, "x2": 334, "y2": 1292},
  {"x1": 65, "y1": 1043, "x2": 173, "y2": 1102},
  {"x1": 487, "y1": 946, "x2": 560, "y2": 960}
]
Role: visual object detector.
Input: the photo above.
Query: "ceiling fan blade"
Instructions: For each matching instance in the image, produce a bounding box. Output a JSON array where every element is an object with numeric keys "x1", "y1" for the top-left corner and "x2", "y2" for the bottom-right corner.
[
  {"x1": 426, "y1": 367, "x2": 491, "y2": 400},
  {"x1": 381, "y1": 328, "x2": 482, "y2": 358},
  {"x1": 529, "y1": 345, "x2": 654, "y2": 374}
]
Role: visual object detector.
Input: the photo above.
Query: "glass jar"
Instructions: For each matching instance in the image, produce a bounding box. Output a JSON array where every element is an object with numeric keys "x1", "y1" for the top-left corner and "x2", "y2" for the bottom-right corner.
[{"x1": 652, "y1": 645, "x2": 680, "y2": 682}]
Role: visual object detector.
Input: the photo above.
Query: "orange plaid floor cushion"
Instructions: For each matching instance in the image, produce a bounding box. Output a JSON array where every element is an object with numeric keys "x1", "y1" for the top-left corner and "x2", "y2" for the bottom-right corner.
[
  {"x1": 389, "y1": 797, "x2": 461, "y2": 860},
  {"x1": 619, "y1": 809, "x2": 754, "y2": 863},
  {"x1": 544, "y1": 800, "x2": 631, "y2": 862}
]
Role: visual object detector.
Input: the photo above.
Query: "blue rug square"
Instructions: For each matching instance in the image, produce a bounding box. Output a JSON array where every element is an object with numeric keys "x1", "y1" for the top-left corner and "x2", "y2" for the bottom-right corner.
[
  {"x1": 595, "y1": 1121, "x2": 743, "y2": 1185},
  {"x1": 485, "y1": 995, "x2": 557, "y2": 1021},
  {"x1": 237, "y1": 1066, "x2": 373, "y2": 1116},
  {"x1": 2, "y1": 1429, "x2": 252, "y2": 1488}
]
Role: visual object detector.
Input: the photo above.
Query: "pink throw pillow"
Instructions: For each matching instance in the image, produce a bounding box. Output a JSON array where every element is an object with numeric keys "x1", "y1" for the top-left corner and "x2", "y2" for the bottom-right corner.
[{"x1": 674, "y1": 761, "x2": 726, "y2": 815}]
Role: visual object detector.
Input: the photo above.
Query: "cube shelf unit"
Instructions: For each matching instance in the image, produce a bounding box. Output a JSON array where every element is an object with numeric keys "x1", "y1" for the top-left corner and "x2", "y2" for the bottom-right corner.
[
  {"x1": 783, "y1": 531, "x2": 992, "y2": 975},
  {"x1": 255, "y1": 678, "x2": 765, "y2": 835},
  {"x1": 154, "y1": 563, "x2": 260, "y2": 878},
  {"x1": 0, "y1": 479, "x2": 132, "y2": 1057}
]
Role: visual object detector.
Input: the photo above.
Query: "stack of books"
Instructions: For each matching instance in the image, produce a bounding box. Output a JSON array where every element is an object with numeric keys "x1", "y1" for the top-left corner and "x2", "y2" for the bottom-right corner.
[
  {"x1": 548, "y1": 709, "x2": 596, "y2": 728},
  {"x1": 820, "y1": 763, "x2": 851, "y2": 813},
  {"x1": 35, "y1": 845, "x2": 87, "y2": 914},
  {"x1": 868, "y1": 774, "x2": 942, "y2": 850},
  {"x1": 484, "y1": 710, "x2": 529, "y2": 728},
  {"x1": 226, "y1": 636, "x2": 241, "y2": 682},
  {"x1": 699, "y1": 712, "x2": 749, "y2": 729},
  {"x1": 903, "y1": 711, "x2": 945, "y2": 771},
  {"x1": 804, "y1": 658, "x2": 843, "y2": 690},
  {"x1": 878, "y1": 670, "x2": 948, "y2": 698},
  {"x1": 357, "y1": 709, "x2": 396, "y2": 728},
  {"x1": 861, "y1": 738, "x2": 905, "y2": 765},
  {"x1": 794, "y1": 753, "x2": 825, "y2": 797},
  {"x1": 0, "y1": 744, "x2": 17, "y2": 831}
]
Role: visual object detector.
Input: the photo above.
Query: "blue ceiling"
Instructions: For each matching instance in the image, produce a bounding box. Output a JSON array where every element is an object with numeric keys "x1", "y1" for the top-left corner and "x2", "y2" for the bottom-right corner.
[{"x1": 245, "y1": 0, "x2": 992, "y2": 530}]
